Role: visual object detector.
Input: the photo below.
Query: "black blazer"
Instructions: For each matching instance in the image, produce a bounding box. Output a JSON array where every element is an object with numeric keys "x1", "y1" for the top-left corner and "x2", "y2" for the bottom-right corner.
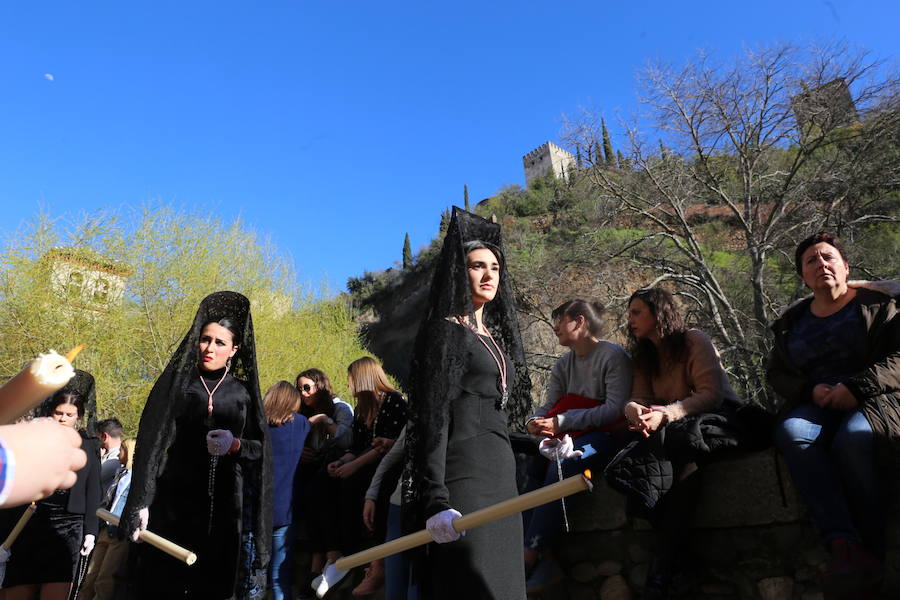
[{"x1": 67, "y1": 435, "x2": 102, "y2": 537}]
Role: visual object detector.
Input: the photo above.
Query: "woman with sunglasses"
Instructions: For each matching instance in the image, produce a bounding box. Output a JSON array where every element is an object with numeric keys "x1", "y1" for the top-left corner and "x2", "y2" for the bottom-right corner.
[{"x1": 294, "y1": 369, "x2": 353, "y2": 595}]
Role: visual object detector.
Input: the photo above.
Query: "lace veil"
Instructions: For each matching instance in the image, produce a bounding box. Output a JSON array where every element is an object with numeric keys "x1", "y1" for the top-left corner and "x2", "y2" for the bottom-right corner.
[
  {"x1": 401, "y1": 207, "x2": 531, "y2": 528},
  {"x1": 120, "y1": 291, "x2": 271, "y2": 570}
]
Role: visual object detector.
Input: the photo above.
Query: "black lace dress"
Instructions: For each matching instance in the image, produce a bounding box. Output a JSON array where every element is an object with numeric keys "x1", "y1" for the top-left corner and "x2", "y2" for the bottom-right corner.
[
  {"x1": 419, "y1": 327, "x2": 525, "y2": 599},
  {"x1": 132, "y1": 368, "x2": 263, "y2": 599}
]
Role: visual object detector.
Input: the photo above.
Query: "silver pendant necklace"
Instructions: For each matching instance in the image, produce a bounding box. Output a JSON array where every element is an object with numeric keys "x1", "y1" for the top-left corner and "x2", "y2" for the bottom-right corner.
[{"x1": 199, "y1": 365, "x2": 229, "y2": 533}]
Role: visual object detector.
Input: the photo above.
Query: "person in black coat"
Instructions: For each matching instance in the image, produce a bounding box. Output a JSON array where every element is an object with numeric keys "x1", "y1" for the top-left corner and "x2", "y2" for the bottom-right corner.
[
  {"x1": 121, "y1": 291, "x2": 271, "y2": 600},
  {"x1": 2, "y1": 379, "x2": 101, "y2": 600},
  {"x1": 402, "y1": 208, "x2": 532, "y2": 600}
]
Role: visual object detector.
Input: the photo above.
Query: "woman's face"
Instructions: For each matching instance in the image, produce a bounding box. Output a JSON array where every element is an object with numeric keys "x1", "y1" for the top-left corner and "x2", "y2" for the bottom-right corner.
[
  {"x1": 198, "y1": 323, "x2": 238, "y2": 372},
  {"x1": 51, "y1": 403, "x2": 79, "y2": 428},
  {"x1": 800, "y1": 242, "x2": 849, "y2": 292},
  {"x1": 627, "y1": 298, "x2": 658, "y2": 341},
  {"x1": 553, "y1": 315, "x2": 579, "y2": 348},
  {"x1": 298, "y1": 377, "x2": 317, "y2": 407},
  {"x1": 466, "y1": 248, "x2": 501, "y2": 308}
]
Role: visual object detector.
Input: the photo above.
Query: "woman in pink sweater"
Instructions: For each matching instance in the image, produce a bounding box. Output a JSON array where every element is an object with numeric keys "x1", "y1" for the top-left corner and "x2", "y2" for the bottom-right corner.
[{"x1": 623, "y1": 287, "x2": 741, "y2": 599}]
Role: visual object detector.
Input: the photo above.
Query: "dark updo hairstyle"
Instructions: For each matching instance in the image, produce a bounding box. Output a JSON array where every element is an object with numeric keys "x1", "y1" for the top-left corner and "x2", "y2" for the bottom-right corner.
[
  {"x1": 627, "y1": 287, "x2": 688, "y2": 376},
  {"x1": 202, "y1": 316, "x2": 243, "y2": 347},
  {"x1": 551, "y1": 299, "x2": 606, "y2": 338},
  {"x1": 793, "y1": 232, "x2": 848, "y2": 276},
  {"x1": 295, "y1": 368, "x2": 336, "y2": 419},
  {"x1": 47, "y1": 392, "x2": 86, "y2": 419},
  {"x1": 463, "y1": 240, "x2": 504, "y2": 277}
]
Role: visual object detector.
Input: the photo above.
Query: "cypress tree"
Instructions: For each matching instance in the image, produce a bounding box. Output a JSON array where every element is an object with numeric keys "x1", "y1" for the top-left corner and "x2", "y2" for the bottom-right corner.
[
  {"x1": 576, "y1": 147, "x2": 583, "y2": 168},
  {"x1": 464, "y1": 184, "x2": 471, "y2": 212},
  {"x1": 402, "y1": 233, "x2": 412, "y2": 268},
  {"x1": 616, "y1": 150, "x2": 625, "y2": 169},
  {"x1": 602, "y1": 118, "x2": 615, "y2": 166}
]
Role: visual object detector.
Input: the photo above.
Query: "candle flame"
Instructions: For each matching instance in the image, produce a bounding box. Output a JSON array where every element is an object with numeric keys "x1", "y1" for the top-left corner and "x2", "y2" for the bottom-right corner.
[
  {"x1": 64, "y1": 344, "x2": 84, "y2": 363},
  {"x1": 583, "y1": 469, "x2": 592, "y2": 480}
]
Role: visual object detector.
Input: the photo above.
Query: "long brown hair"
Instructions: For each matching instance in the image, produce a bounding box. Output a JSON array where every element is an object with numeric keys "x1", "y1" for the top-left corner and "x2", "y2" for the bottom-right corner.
[
  {"x1": 295, "y1": 368, "x2": 336, "y2": 419},
  {"x1": 626, "y1": 287, "x2": 688, "y2": 376},
  {"x1": 264, "y1": 380, "x2": 301, "y2": 426},
  {"x1": 347, "y1": 357, "x2": 397, "y2": 426}
]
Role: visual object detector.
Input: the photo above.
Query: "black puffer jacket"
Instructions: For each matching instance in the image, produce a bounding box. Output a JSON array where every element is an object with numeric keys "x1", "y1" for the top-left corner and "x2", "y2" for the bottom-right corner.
[{"x1": 603, "y1": 405, "x2": 771, "y2": 511}]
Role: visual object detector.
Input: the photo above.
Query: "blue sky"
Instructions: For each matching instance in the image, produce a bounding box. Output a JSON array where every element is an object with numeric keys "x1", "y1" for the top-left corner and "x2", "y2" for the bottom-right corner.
[{"x1": 0, "y1": 1, "x2": 896, "y2": 294}]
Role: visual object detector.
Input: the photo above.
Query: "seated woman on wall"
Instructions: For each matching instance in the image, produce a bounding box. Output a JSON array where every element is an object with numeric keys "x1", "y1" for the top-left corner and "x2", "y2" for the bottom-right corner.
[
  {"x1": 767, "y1": 231, "x2": 899, "y2": 596},
  {"x1": 522, "y1": 299, "x2": 632, "y2": 591},
  {"x1": 609, "y1": 287, "x2": 745, "y2": 599}
]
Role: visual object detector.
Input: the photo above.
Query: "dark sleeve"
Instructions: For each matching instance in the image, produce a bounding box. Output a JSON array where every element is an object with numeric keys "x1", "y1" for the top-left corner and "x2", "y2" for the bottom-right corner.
[
  {"x1": 349, "y1": 420, "x2": 366, "y2": 457},
  {"x1": 379, "y1": 393, "x2": 407, "y2": 440},
  {"x1": 416, "y1": 321, "x2": 467, "y2": 519},
  {"x1": 82, "y1": 438, "x2": 102, "y2": 537},
  {"x1": 845, "y1": 296, "x2": 900, "y2": 402}
]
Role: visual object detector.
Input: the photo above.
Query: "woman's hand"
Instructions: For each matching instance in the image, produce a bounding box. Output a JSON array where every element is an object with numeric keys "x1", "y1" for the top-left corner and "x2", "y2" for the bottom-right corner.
[
  {"x1": 823, "y1": 383, "x2": 858, "y2": 411},
  {"x1": 301, "y1": 447, "x2": 318, "y2": 464},
  {"x1": 334, "y1": 459, "x2": 360, "y2": 479},
  {"x1": 326, "y1": 460, "x2": 342, "y2": 477},
  {"x1": 362, "y1": 499, "x2": 376, "y2": 532},
  {"x1": 527, "y1": 417, "x2": 559, "y2": 437},
  {"x1": 372, "y1": 437, "x2": 394, "y2": 454},
  {"x1": 638, "y1": 409, "x2": 668, "y2": 435},
  {"x1": 131, "y1": 507, "x2": 149, "y2": 542},
  {"x1": 812, "y1": 383, "x2": 834, "y2": 407},
  {"x1": 0, "y1": 419, "x2": 86, "y2": 506},
  {"x1": 625, "y1": 401, "x2": 651, "y2": 436},
  {"x1": 80, "y1": 534, "x2": 95, "y2": 556},
  {"x1": 426, "y1": 508, "x2": 463, "y2": 543},
  {"x1": 308, "y1": 414, "x2": 328, "y2": 427}
]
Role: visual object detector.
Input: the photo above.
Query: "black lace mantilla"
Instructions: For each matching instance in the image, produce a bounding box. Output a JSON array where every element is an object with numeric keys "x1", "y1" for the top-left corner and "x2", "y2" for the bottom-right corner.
[
  {"x1": 120, "y1": 291, "x2": 272, "y2": 582},
  {"x1": 401, "y1": 208, "x2": 532, "y2": 532}
]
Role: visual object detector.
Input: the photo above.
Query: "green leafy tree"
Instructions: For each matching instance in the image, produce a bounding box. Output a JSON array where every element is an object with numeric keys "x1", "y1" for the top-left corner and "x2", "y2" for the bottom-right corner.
[
  {"x1": 602, "y1": 118, "x2": 615, "y2": 166},
  {"x1": 402, "y1": 232, "x2": 413, "y2": 269},
  {"x1": 0, "y1": 206, "x2": 371, "y2": 431}
]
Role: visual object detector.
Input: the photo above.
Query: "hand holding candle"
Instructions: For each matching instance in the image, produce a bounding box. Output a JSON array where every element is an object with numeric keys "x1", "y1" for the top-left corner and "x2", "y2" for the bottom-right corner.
[{"x1": 0, "y1": 345, "x2": 83, "y2": 424}]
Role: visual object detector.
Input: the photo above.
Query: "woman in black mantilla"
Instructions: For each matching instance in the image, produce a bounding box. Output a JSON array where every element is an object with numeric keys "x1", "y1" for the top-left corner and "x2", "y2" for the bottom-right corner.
[
  {"x1": 121, "y1": 291, "x2": 271, "y2": 600},
  {"x1": 1, "y1": 370, "x2": 101, "y2": 600},
  {"x1": 402, "y1": 208, "x2": 531, "y2": 600}
]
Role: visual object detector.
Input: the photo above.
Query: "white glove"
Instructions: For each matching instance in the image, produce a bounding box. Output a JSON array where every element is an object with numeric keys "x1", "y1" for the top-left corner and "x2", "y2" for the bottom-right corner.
[
  {"x1": 539, "y1": 434, "x2": 583, "y2": 461},
  {"x1": 131, "y1": 507, "x2": 149, "y2": 542},
  {"x1": 206, "y1": 429, "x2": 234, "y2": 456},
  {"x1": 426, "y1": 508, "x2": 463, "y2": 544},
  {"x1": 80, "y1": 534, "x2": 95, "y2": 556},
  {"x1": 0, "y1": 546, "x2": 10, "y2": 564}
]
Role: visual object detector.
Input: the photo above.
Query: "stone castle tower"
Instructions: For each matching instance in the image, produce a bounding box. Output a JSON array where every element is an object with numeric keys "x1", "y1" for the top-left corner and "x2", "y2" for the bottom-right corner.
[{"x1": 522, "y1": 141, "x2": 574, "y2": 186}]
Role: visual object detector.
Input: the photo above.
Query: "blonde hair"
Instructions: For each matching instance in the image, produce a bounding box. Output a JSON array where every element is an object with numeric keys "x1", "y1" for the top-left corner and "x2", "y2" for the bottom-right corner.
[
  {"x1": 347, "y1": 357, "x2": 397, "y2": 426},
  {"x1": 263, "y1": 380, "x2": 302, "y2": 426},
  {"x1": 121, "y1": 438, "x2": 137, "y2": 471}
]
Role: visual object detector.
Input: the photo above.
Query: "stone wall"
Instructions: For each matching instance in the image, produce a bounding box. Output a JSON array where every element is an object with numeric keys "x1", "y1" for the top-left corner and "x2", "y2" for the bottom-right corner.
[
  {"x1": 528, "y1": 448, "x2": 899, "y2": 600},
  {"x1": 294, "y1": 448, "x2": 898, "y2": 599}
]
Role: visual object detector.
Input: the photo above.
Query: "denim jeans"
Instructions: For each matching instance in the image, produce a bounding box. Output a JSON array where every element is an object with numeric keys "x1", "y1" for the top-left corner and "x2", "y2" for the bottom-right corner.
[
  {"x1": 385, "y1": 503, "x2": 417, "y2": 600},
  {"x1": 523, "y1": 430, "x2": 622, "y2": 552},
  {"x1": 269, "y1": 524, "x2": 294, "y2": 600},
  {"x1": 774, "y1": 404, "x2": 882, "y2": 551}
]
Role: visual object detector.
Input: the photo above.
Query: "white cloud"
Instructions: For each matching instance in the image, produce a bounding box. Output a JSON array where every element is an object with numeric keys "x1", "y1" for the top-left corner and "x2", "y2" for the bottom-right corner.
[{"x1": 43, "y1": 73, "x2": 54, "y2": 82}]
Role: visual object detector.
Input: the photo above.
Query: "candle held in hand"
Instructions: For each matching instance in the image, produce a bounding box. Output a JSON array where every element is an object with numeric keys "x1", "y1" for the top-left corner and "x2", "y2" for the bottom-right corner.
[{"x1": 0, "y1": 347, "x2": 81, "y2": 424}]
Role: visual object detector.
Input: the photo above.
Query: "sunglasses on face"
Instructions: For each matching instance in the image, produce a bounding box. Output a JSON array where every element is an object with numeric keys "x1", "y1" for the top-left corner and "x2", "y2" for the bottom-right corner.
[{"x1": 301, "y1": 384, "x2": 314, "y2": 392}]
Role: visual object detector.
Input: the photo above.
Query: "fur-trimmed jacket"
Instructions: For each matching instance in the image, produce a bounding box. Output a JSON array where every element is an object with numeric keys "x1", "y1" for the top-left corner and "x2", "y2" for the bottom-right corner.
[{"x1": 766, "y1": 280, "x2": 900, "y2": 469}]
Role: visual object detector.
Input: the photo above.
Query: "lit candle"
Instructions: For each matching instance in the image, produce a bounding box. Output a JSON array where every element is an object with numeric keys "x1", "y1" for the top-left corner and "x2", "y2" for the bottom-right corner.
[{"x1": 0, "y1": 345, "x2": 82, "y2": 425}]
